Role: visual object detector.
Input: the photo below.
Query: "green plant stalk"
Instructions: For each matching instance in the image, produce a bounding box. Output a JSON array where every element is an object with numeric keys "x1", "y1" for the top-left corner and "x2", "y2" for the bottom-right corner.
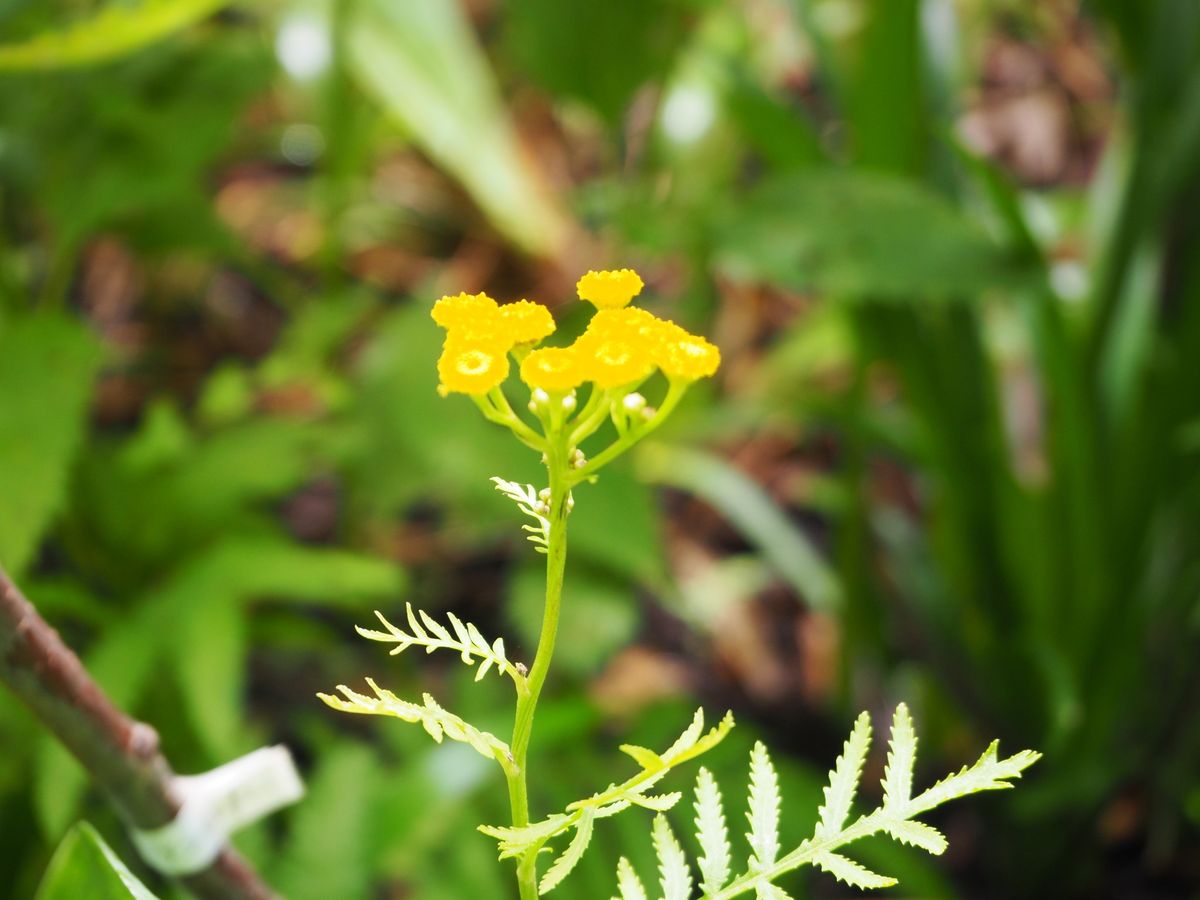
[{"x1": 505, "y1": 430, "x2": 571, "y2": 899}]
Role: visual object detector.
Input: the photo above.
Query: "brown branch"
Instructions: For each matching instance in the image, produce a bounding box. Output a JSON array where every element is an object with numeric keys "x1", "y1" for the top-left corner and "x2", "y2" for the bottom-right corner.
[{"x1": 0, "y1": 565, "x2": 277, "y2": 900}]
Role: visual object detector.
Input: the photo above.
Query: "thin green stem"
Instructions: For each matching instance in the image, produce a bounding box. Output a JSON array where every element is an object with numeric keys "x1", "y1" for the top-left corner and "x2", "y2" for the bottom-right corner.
[
  {"x1": 570, "y1": 380, "x2": 688, "y2": 484},
  {"x1": 505, "y1": 431, "x2": 571, "y2": 898}
]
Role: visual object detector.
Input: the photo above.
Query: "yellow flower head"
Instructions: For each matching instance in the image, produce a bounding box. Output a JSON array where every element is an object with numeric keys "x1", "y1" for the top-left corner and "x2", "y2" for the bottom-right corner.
[
  {"x1": 520, "y1": 346, "x2": 585, "y2": 393},
  {"x1": 574, "y1": 333, "x2": 655, "y2": 388},
  {"x1": 437, "y1": 336, "x2": 510, "y2": 396},
  {"x1": 587, "y1": 307, "x2": 672, "y2": 349},
  {"x1": 576, "y1": 269, "x2": 644, "y2": 309},
  {"x1": 499, "y1": 300, "x2": 555, "y2": 345},
  {"x1": 432, "y1": 292, "x2": 500, "y2": 332},
  {"x1": 659, "y1": 328, "x2": 721, "y2": 381}
]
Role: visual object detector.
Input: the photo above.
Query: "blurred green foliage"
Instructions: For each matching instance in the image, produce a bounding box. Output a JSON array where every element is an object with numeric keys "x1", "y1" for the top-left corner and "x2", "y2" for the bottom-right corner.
[{"x1": 0, "y1": 0, "x2": 1198, "y2": 896}]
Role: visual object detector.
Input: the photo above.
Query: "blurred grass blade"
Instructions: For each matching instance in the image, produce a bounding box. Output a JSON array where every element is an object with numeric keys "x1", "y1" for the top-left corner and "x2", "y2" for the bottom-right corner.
[
  {"x1": 35, "y1": 823, "x2": 158, "y2": 900},
  {"x1": 348, "y1": 0, "x2": 569, "y2": 256},
  {"x1": 636, "y1": 443, "x2": 840, "y2": 613},
  {"x1": 0, "y1": 0, "x2": 231, "y2": 70}
]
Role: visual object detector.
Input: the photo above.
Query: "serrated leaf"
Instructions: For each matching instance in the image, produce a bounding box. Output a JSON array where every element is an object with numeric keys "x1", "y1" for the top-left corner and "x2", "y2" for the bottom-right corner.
[
  {"x1": 629, "y1": 792, "x2": 681, "y2": 812},
  {"x1": 883, "y1": 703, "x2": 917, "y2": 810},
  {"x1": 755, "y1": 884, "x2": 794, "y2": 899},
  {"x1": 745, "y1": 742, "x2": 780, "y2": 868},
  {"x1": 883, "y1": 819, "x2": 948, "y2": 855},
  {"x1": 813, "y1": 852, "x2": 897, "y2": 890},
  {"x1": 539, "y1": 807, "x2": 596, "y2": 893},
  {"x1": 0, "y1": 314, "x2": 101, "y2": 578},
  {"x1": 652, "y1": 815, "x2": 692, "y2": 900},
  {"x1": 614, "y1": 857, "x2": 647, "y2": 900},
  {"x1": 815, "y1": 711, "x2": 871, "y2": 839},
  {"x1": 694, "y1": 767, "x2": 731, "y2": 893}
]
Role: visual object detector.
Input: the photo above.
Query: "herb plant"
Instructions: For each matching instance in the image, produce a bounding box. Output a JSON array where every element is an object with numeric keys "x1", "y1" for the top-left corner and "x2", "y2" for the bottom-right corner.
[{"x1": 319, "y1": 270, "x2": 1039, "y2": 898}]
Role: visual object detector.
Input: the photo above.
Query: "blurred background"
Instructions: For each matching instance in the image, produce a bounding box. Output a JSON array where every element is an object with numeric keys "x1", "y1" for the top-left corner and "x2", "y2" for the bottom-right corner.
[{"x1": 1, "y1": 0, "x2": 1199, "y2": 897}]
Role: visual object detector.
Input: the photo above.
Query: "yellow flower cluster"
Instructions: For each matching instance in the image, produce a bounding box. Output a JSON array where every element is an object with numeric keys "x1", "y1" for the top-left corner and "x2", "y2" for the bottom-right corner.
[
  {"x1": 433, "y1": 293, "x2": 555, "y2": 395},
  {"x1": 432, "y1": 271, "x2": 720, "y2": 397}
]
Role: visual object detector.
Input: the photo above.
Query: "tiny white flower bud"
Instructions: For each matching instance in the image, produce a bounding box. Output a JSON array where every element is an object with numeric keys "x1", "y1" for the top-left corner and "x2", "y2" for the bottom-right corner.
[
  {"x1": 642, "y1": 407, "x2": 656, "y2": 421},
  {"x1": 538, "y1": 487, "x2": 552, "y2": 502},
  {"x1": 561, "y1": 393, "x2": 577, "y2": 412},
  {"x1": 622, "y1": 392, "x2": 646, "y2": 412}
]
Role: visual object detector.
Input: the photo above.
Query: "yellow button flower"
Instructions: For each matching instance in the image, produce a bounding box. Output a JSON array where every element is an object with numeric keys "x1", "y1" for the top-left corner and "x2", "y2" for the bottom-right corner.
[
  {"x1": 575, "y1": 333, "x2": 654, "y2": 388},
  {"x1": 499, "y1": 300, "x2": 555, "y2": 345},
  {"x1": 437, "y1": 337, "x2": 510, "y2": 396},
  {"x1": 659, "y1": 329, "x2": 721, "y2": 380},
  {"x1": 432, "y1": 292, "x2": 500, "y2": 333},
  {"x1": 576, "y1": 269, "x2": 644, "y2": 309},
  {"x1": 520, "y1": 346, "x2": 584, "y2": 393}
]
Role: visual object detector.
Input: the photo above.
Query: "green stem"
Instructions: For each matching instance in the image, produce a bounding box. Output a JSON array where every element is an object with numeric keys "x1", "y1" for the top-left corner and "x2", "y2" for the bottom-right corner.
[
  {"x1": 505, "y1": 433, "x2": 571, "y2": 898},
  {"x1": 570, "y1": 380, "x2": 687, "y2": 484}
]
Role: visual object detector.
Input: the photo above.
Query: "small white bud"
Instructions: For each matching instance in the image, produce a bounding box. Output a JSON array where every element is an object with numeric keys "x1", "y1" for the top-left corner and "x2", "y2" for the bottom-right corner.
[
  {"x1": 561, "y1": 393, "x2": 577, "y2": 412},
  {"x1": 622, "y1": 392, "x2": 646, "y2": 412},
  {"x1": 531, "y1": 388, "x2": 550, "y2": 406},
  {"x1": 566, "y1": 493, "x2": 575, "y2": 511},
  {"x1": 641, "y1": 407, "x2": 656, "y2": 421},
  {"x1": 538, "y1": 488, "x2": 552, "y2": 503},
  {"x1": 571, "y1": 449, "x2": 587, "y2": 468}
]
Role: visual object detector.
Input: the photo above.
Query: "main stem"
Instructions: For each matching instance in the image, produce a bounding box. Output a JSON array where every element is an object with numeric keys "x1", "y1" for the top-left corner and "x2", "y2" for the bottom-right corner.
[{"x1": 506, "y1": 436, "x2": 571, "y2": 899}]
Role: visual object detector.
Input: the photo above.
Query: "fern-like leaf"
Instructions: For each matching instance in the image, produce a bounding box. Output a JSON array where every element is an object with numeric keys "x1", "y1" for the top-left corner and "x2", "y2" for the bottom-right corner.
[
  {"x1": 609, "y1": 705, "x2": 1040, "y2": 899},
  {"x1": 694, "y1": 767, "x2": 731, "y2": 893},
  {"x1": 653, "y1": 814, "x2": 692, "y2": 900},
  {"x1": 492, "y1": 477, "x2": 551, "y2": 552},
  {"x1": 815, "y1": 710, "x2": 871, "y2": 839},
  {"x1": 614, "y1": 857, "x2": 647, "y2": 900},
  {"x1": 882, "y1": 703, "x2": 916, "y2": 810},
  {"x1": 317, "y1": 679, "x2": 513, "y2": 772},
  {"x1": 539, "y1": 808, "x2": 596, "y2": 893},
  {"x1": 745, "y1": 742, "x2": 780, "y2": 869},
  {"x1": 354, "y1": 605, "x2": 521, "y2": 684}
]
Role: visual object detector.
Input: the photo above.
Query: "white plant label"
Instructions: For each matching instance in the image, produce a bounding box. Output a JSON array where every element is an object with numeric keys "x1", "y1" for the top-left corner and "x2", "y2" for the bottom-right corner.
[{"x1": 131, "y1": 745, "x2": 305, "y2": 876}]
